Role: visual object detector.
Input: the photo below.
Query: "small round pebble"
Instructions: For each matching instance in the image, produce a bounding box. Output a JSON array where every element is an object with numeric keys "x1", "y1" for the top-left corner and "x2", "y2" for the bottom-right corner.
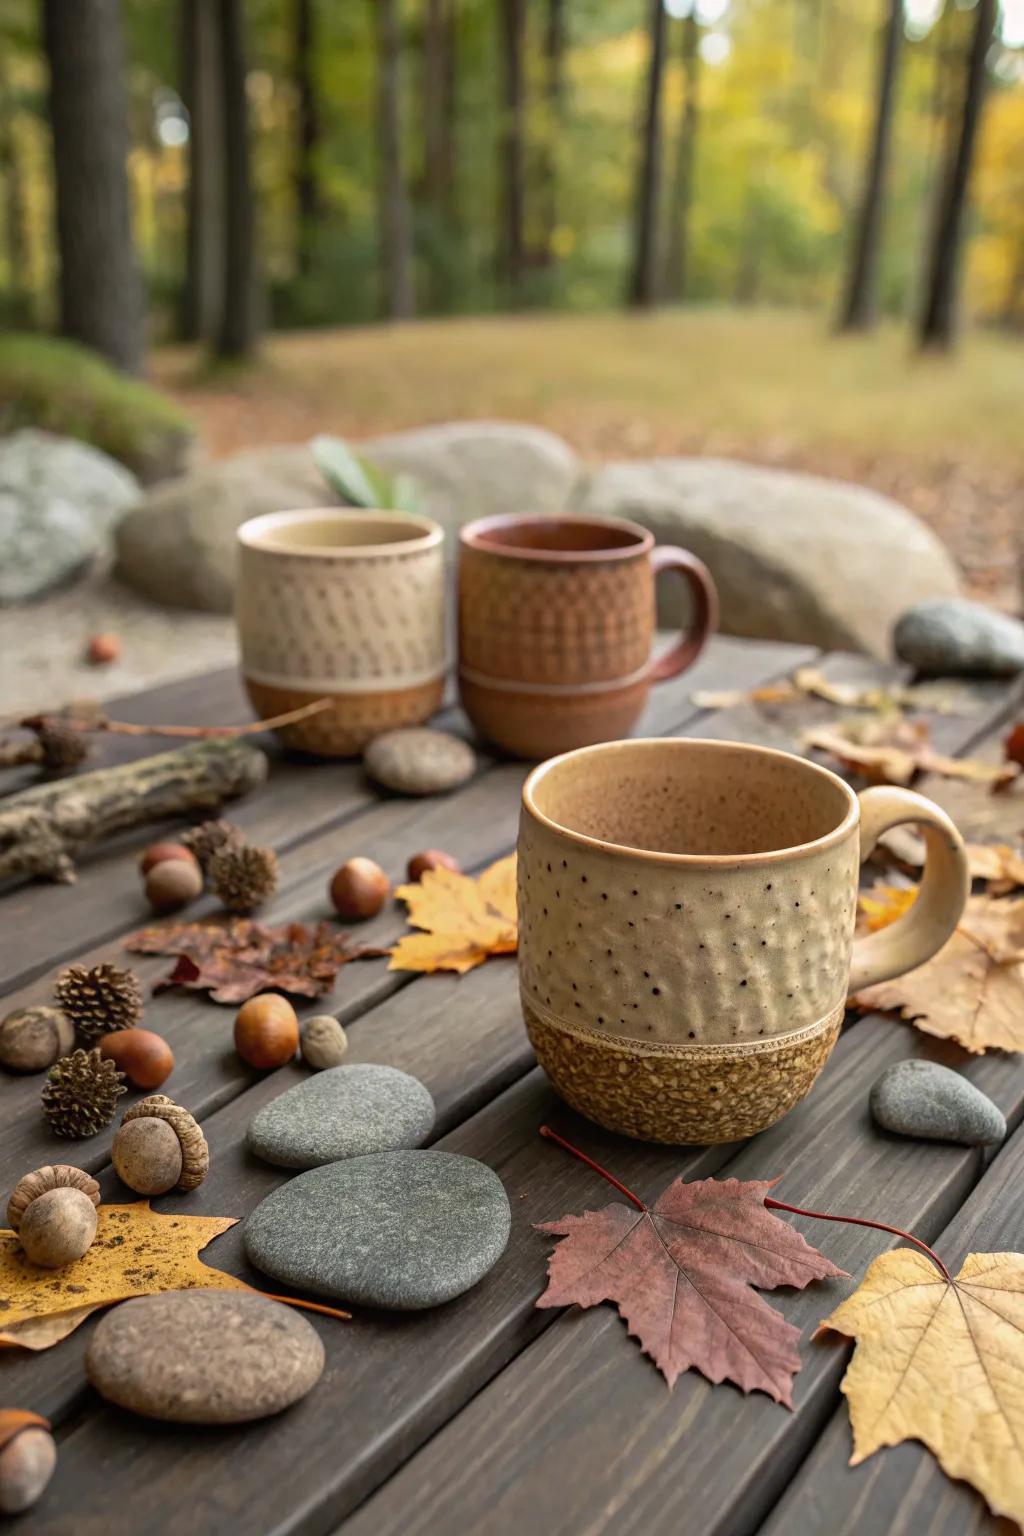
[
  {"x1": 894, "y1": 598, "x2": 1024, "y2": 678},
  {"x1": 364, "y1": 728, "x2": 476, "y2": 796},
  {"x1": 870, "y1": 1059, "x2": 1006, "y2": 1146},
  {"x1": 244, "y1": 1149, "x2": 511, "y2": 1310},
  {"x1": 300, "y1": 1015, "x2": 348, "y2": 1071},
  {"x1": 0, "y1": 1007, "x2": 75, "y2": 1073},
  {"x1": 85, "y1": 1289, "x2": 325, "y2": 1424},
  {"x1": 247, "y1": 1063, "x2": 435, "y2": 1169}
]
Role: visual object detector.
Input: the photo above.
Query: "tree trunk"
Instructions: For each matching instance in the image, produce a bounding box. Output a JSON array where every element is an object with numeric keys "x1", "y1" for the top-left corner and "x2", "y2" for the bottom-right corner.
[
  {"x1": 662, "y1": 9, "x2": 699, "y2": 302},
  {"x1": 918, "y1": 0, "x2": 996, "y2": 351},
  {"x1": 498, "y1": 0, "x2": 527, "y2": 299},
  {"x1": 628, "y1": 0, "x2": 668, "y2": 308},
  {"x1": 538, "y1": 0, "x2": 567, "y2": 263},
  {"x1": 179, "y1": 0, "x2": 225, "y2": 342},
  {"x1": 294, "y1": 0, "x2": 320, "y2": 275},
  {"x1": 838, "y1": 0, "x2": 903, "y2": 332},
  {"x1": 0, "y1": 51, "x2": 29, "y2": 324},
  {"x1": 216, "y1": 0, "x2": 258, "y2": 358},
  {"x1": 375, "y1": 0, "x2": 415, "y2": 319},
  {"x1": 41, "y1": 0, "x2": 144, "y2": 373},
  {"x1": 423, "y1": 0, "x2": 450, "y2": 210}
]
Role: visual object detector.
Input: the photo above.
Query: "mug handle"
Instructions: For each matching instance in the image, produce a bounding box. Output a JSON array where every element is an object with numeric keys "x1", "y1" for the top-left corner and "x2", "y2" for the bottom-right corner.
[
  {"x1": 648, "y1": 546, "x2": 719, "y2": 683},
  {"x1": 848, "y1": 785, "x2": 969, "y2": 993}
]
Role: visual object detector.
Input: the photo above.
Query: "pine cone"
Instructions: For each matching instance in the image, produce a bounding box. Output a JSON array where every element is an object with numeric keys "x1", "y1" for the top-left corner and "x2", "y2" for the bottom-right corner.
[
  {"x1": 36, "y1": 721, "x2": 89, "y2": 771},
  {"x1": 210, "y1": 844, "x2": 279, "y2": 913},
  {"x1": 54, "y1": 963, "x2": 144, "y2": 1046},
  {"x1": 181, "y1": 818, "x2": 244, "y2": 872},
  {"x1": 41, "y1": 1049, "x2": 126, "y2": 1138}
]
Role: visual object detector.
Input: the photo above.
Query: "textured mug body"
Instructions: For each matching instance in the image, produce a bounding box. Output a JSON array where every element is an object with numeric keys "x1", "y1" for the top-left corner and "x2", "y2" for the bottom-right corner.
[
  {"x1": 518, "y1": 738, "x2": 968, "y2": 1144},
  {"x1": 236, "y1": 509, "x2": 445, "y2": 756}
]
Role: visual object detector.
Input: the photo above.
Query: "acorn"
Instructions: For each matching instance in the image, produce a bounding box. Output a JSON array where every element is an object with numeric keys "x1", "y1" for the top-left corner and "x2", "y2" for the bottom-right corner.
[
  {"x1": 86, "y1": 632, "x2": 120, "y2": 665},
  {"x1": 329, "y1": 857, "x2": 390, "y2": 920},
  {"x1": 300, "y1": 1015, "x2": 348, "y2": 1071},
  {"x1": 7, "y1": 1165, "x2": 101, "y2": 1233},
  {"x1": 406, "y1": 849, "x2": 462, "y2": 882},
  {"x1": 139, "y1": 842, "x2": 199, "y2": 877},
  {"x1": 0, "y1": 1007, "x2": 75, "y2": 1074},
  {"x1": 111, "y1": 1117, "x2": 182, "y2": 1196},
  {"x1": 115, "y1": 1095, "x2": 208, "y2": 1193},
  {"x1": 0, "y1": 1413, "x2": 57, "y2": 1515},
  {"x1": 145, "y1": 858, "x2": 203, "y2": 913},
  {"x1": 234, "y1": 995, "x2": 299, "y2": 1070},
  {"x1": 99, "y1": 1029, "x2": 174, "y2": 1090},
  {"x1": 19, "y1": 1187, "x2": 98, "y2": 1268}
]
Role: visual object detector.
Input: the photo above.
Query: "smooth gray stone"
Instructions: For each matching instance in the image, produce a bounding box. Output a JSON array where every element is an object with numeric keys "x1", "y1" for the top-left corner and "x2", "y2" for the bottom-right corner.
[
  {"x1": 247, "y1": 1063, "x2": 435, "y2": 1169},
  {"x1": 363, "y1": 727, "x2": 476, "y2": 796},
  {"x1": 870, "y1": 1059, "x2": 1005, "y2": 1146},
  {"x1": 894, "y1": 598, "x2": 1024, "y2": 678},
  {"x1": 244, "y1": 1149, "x2": 511, "y2": 1310}
]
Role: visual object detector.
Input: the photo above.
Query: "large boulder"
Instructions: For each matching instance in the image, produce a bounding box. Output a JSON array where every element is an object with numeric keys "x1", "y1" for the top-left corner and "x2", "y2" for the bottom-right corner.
[
  {"x1": 115, "y1": 444, "x2": 335, "y2": 612},
  {"x1": 571, "y1": 458, "x2": 961, "y2": 657}
]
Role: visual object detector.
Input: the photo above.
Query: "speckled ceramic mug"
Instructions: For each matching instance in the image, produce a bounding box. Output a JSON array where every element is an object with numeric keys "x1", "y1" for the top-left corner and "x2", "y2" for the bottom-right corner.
[
  {"x1": 519, "y1": 738, "x2": 969, "y2": 1144},
  {"x1": 236, "y1": 509, "x2": 445, "y2": 756}
]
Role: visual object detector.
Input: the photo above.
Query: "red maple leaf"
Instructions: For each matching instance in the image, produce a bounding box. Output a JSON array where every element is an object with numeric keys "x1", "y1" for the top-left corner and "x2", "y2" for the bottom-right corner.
[{"x1": 535, "y1": 1130, "x2": 846, "y2": 1402}]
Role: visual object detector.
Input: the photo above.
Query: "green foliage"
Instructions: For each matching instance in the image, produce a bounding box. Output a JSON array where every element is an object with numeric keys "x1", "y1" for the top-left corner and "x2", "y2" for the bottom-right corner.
[
  {"x1": 0, "y1": 334, "x2": 195, "y2": 482},
  {"x1": 312, "y1": 434, "x2": 420, "y2": 512}
]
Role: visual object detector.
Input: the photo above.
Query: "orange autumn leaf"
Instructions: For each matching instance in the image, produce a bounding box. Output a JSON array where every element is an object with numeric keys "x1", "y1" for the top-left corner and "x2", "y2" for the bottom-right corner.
[
  {"x1": 389, "y1": 854, "x2": 517, "y2": 974},
  {"x1": 820, "y1": 1248, "x2": 1024, "y2": 1527},
  {"x1": 858, "y1": 884, "x2": 918, "y2": 932}
]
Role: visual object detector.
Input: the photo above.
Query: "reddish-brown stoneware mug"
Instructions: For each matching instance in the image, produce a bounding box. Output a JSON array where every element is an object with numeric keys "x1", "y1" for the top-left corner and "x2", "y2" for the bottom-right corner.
[{"x1": 457, "y1": 513, "x2": 718, "y2": 759}]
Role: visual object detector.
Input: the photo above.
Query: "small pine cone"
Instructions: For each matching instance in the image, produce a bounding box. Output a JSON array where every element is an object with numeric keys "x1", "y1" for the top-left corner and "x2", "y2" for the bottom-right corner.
[
  {"x1": 181, "y1": 818, "x2": 244, "y2": 872},
  {"x1": 55, "y1": 963, "x2": 144, "y2": 1047},
  {"x1": 36, "y1": 720, "x2": 89, "y2": 772},
  {"x1": 41, "y1": 1049, "x2": 126, "y2": 1138},
  {"x1": 210, "y1": 844, "x2": 279, "y2": 913}
]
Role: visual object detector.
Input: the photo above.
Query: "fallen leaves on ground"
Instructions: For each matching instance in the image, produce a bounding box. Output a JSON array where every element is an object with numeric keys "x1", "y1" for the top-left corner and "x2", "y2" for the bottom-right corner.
[
  {"x1": 691, "y1": 669, "x2": 979, "y2": 717},
  {"x1": 125, "y1": 916, "x2": 387, "y2": 1004},
  {"x1": 874, "y1": 834, "x2": 1024, "y2": 894},
  {"x1": 804, "y1": 717, "x2": 1019, "y2": 791},
  {"x1": 852, "y1": 894, "x2": 1024, "y2": 1053},
  {"x1": 1004, "y1": 722, "x2": 1024, "y2": 767},
  {"x1": 389, "y1": 855, "x2": 517, "y2": 974},
  {"x1": 820, "y1": 1248, "x2": 1024, "y2": 1527},
  {"x1": 535, "y1": 1172, "x2": 844, "y2": 1400},
  {"x1": 858, "y1": 884, "x2": 918, "y2": 931}
]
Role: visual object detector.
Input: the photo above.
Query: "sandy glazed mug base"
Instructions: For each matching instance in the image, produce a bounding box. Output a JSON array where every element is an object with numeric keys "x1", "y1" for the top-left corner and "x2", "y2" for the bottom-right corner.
[
  {"x1": 243, "y1": 676, "x2": 445, "y2": 758},
  {"x1": 523, "y1": 998, "x2": 844, "y2": 1144}
]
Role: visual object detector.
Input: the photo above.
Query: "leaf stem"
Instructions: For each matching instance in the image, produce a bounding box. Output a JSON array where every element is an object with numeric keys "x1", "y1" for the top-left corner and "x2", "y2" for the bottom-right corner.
[
  {"x1": 764, "y1": 1198, "x2": 951, "y2": 1281},
  {"x1": 253, "y1": 1290, "x2": 352, "y2": 1321},
  {"x1": 539, "y1": 1126, "x2": 646, "y2": 1210}
]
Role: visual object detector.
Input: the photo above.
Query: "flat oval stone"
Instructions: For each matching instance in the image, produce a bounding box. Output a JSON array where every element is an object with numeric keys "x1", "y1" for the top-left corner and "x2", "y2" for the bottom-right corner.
[
  {"x1": 364, "y1": 727, "x2": 476, "y2": 796},
  {"x1": 894, "y1": 599, "x2": 1024, "y2": 678},
  {"x1": 870, "y1": 1059, "x2": 1005, "y2": 1147},
  {"x1": 247, "y1": 1063, "x2": 436, "y2": 1169},
  {"x1": 84, "y1": 1289, "x2": 324, "y2": 1423},
  {"x1": 244, "y1": 1149, "x2": 511, "y2": 1310}
]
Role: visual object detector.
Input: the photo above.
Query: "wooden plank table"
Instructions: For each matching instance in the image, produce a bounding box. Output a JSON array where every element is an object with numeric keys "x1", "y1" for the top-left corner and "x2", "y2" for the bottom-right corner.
[{"x1": 3, "y1": 634, "x2": 1023, "y2": 1536}]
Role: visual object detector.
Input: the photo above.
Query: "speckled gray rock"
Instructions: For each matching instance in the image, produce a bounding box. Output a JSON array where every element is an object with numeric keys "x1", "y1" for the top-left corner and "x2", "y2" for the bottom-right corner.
[
  {"x1": 244, "y1": 1149, "x2": 511, "y2": 1309},
  {"x1": 894, "y1": 599, "x2": 1024, "y2": 678},
  {"x1": 870, "y1": 1059, "x2": 1005, "y2": 1146},
  {"x1": 246, "y1": 1063, "x2": 435, "y2": 1169},
  {"x1": 84, "y1": 1289, "x2": 324, "y2": 1423},
  {"x1": 364, "y1": 727, "x2": 476, "y2": 795}
]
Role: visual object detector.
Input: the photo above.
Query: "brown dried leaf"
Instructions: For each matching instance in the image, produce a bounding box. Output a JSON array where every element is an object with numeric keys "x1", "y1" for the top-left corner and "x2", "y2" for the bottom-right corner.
[{"x1": 805, "y1": 719, "x2": 1019, "y2": 791}]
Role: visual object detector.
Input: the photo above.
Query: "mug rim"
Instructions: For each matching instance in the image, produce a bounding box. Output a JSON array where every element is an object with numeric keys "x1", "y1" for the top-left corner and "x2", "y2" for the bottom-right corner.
[
  {"x1": 238, "y1": 507, "x2": 443, "y2": 558},
  {"x1": 522, "y1": 737, "x2": 860, "y2": 867},
  {"x1": 460, "y1": 512, "x2": 654, "y2": 563}
]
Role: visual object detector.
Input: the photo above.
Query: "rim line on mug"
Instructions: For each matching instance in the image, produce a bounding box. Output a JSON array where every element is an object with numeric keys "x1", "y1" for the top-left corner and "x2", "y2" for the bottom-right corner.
[
  {"x1": 460, "y1": 511, "x2": 654, "y2": 563},
  {"x1": 237, "y1": 507, "x2": 444, "y2": 558},
  {"x1": 522, "y1": 736, "x2": 861, "y2": 868}
]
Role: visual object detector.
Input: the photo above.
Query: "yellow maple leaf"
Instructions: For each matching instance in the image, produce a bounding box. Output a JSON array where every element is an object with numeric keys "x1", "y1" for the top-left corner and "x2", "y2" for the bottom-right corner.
[
  {"x1": 0, "y1": 1203, "x2": 248, "y2": 1350},
  {"x1": 389, "y1": 854, "x2": 518, "y2": 974},
  {"x1": 820, "y1": 1248, "x2": 1024, "y2": 1526},
  {"x1": 858, "y1": 883, "x2": 918, "y2": 932},
  {"x1": 852, "y1": 895, "x2": 1024, "y2": 1053}
]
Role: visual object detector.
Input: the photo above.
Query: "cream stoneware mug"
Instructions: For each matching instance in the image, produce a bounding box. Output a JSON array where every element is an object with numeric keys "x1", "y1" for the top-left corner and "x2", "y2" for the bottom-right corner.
[
  {"x1": 518, "y1": 738, "x2": 969, "y2": 1144},
  {"x1": 236, "y1": 508, "x2": 446, "y2": 756}
]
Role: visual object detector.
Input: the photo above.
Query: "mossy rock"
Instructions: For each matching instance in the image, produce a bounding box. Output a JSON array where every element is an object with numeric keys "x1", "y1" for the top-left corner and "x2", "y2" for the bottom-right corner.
[{"x1": 0, "y1": 334, "x2": 195, "y2": 484}]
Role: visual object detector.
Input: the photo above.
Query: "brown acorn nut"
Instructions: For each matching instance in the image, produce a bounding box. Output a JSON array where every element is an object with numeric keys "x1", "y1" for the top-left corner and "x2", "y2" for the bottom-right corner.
[
  {"x1": 99, "y1": 1029, "x2": 174, "y2": 1090},
  {"x1": 117, "y1": 1096, "x2": 209, "y2": 1193},
  {"x1": 0, "y1": 1007, "x2": 75, "y2": 1074},
  {"x1": 86, "y1": 632, "x2": 121, "y2": 666},
  {"x1": 112, "y1": 1117, "x2": 182, "y2": 1196},
  {"x1": 234, "y1": 995, "x2": 299, "y2": 1070},
  {"x1": 7, "y1": 1165, "x2": 101, "y2": 1232},
  {"x1": 19, "y1": 1187, "x2": 98, "y2": 1268},
  {"x1": 145, "y1": 858, "x2": 204, "y2": 914},
  {"x1": 300, "y1": 1015, "x2": 348, "y2": 1071},
  {"x1": 406, "y1": 849, "x2": 462, "y2": 882},
  {"x1": 139, "y1": 842, "x2": 199, "y2": 877},
  {"x1": 329, "y1": 857, "x2": 390, "y2": 920},
  {"x1": 0, "y1": 1413, "x2": 57, "y2": 1515}
]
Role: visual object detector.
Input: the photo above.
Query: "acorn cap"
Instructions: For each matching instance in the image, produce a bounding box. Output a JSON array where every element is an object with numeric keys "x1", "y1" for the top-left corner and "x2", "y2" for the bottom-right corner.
[
  {"x1": 7, "y1": 1164, "x2": 101, "y2": 1232},
  {"x1": 120, "y1": 1094, "x2": 208, "y2": 1191},
  {"x1": 54, "y1": 963, "x2": 144, "y2": 1047},
  {"x1": 209, "y1": 844, "x2": 279, "y2": 914}
]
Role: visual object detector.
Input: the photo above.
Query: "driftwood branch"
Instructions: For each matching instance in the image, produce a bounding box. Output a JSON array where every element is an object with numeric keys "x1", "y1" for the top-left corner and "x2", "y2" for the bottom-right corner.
[{"x1": 0, "y1": 738, "x2": 268, "y2": 885}]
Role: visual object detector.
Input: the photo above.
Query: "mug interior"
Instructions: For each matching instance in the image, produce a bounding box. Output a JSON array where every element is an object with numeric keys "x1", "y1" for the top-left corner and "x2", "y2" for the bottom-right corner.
[
  {"x1": 525, "y1": 738, "x2": 856, "y2": 859},
  {"x1": 238, "y1": 508, "x2": 441, "y2": 556},
  {"x1": 462, "y1": 514, "x2": 650, "y2": 562}
]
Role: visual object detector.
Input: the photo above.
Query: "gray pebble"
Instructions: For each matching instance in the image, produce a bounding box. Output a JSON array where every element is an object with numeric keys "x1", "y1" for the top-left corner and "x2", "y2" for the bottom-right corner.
[
  {"x1": 244, "y1": 1149, "x2": 511, "y2": 1310},
  {"x1": 85, "y1": 1289, "x2": 324, "y2": 1423},
  {"x1": 247, "y1": 1063, "x2": 435, "y2": 1169},
  {"x1": 364, "y1": 727, "x2": 476, "y2": 796},
  {"x1": 870, "y1": 1059, "x2": 1005, "y2": 1146},
  {"x1": 300, "y1": 1014, "x2": 348, "y2": 1071},
  {"x1": 894, "y1": 598, "x2": 1024, "y2": 678}
]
